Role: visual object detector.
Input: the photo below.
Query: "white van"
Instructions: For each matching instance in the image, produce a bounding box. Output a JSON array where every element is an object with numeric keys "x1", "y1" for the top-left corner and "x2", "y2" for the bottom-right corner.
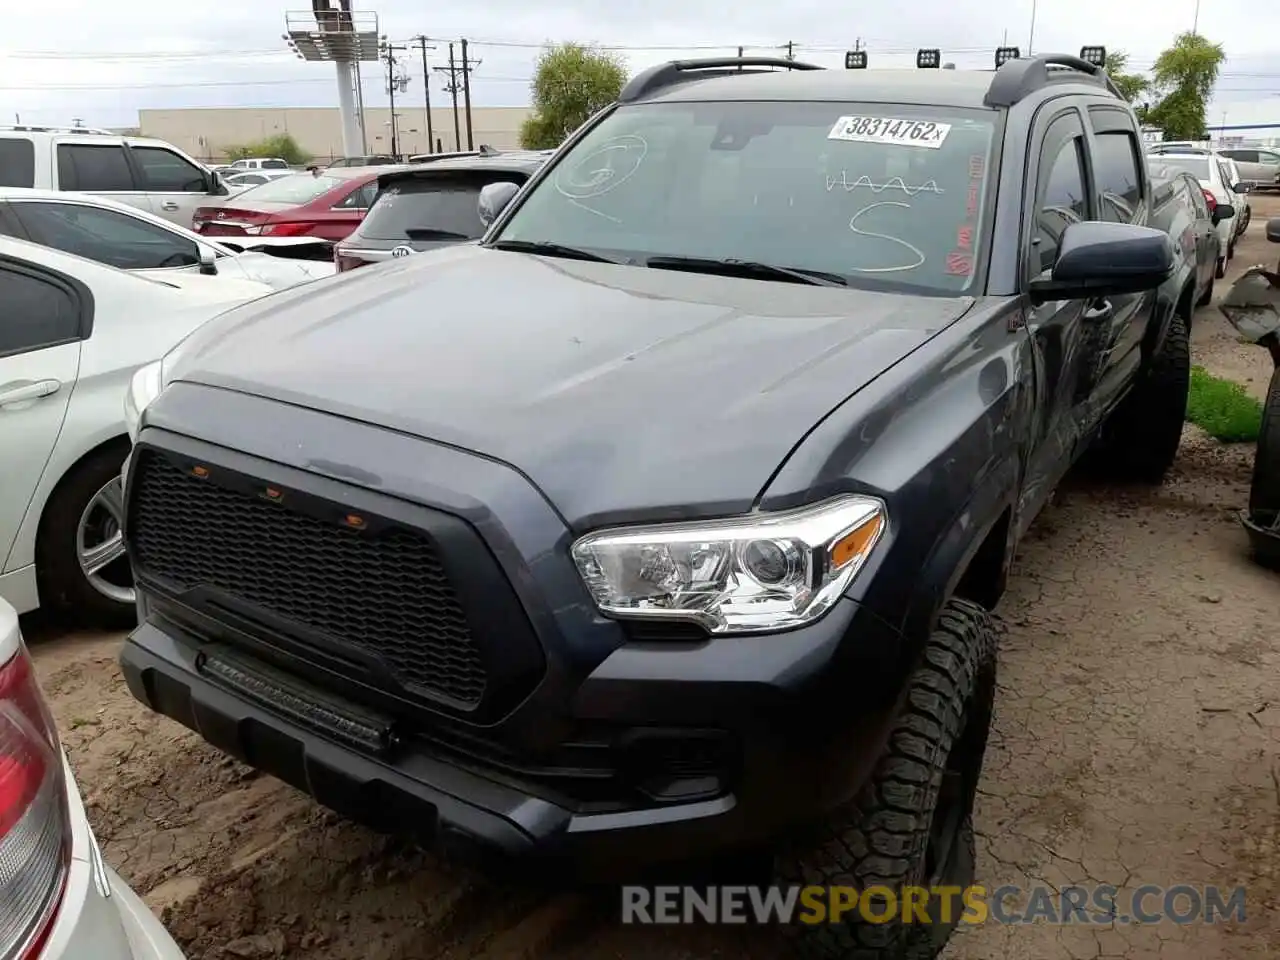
[
  {"x1": 0, "y1": 125, "x2": 228, "y2": 227},
  {"x1": 228, "y1": 157, "x2": 291, "y2": 171}
]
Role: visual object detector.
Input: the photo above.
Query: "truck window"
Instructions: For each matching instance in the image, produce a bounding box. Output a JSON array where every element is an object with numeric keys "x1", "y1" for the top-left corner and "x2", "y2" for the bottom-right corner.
[
  {"x1": 131, "y1": 146, "x2": 207, "y2": 192},
  {"x1": 261, "y1": 159, "x2": 289, "y2": 170},
  {"x1": 0, "y1": 138, "x2": 35, "y2": 188},
  {"x1": 1032, "y1": 135, "x2": 1088, "y2": 277},
  {"x1": 1092, "y1": 132, "x2": 1142, "y2": 224},
  {"x1": 56, "y1": 144, "x2": 136, "y2": 192}
]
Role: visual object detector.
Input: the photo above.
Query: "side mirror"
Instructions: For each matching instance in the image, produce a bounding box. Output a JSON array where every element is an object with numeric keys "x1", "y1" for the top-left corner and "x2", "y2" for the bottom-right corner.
[
  {"x1": 1232, "y1": 181, "x2": 1252, "y2": 194},
  {"x1": 197, "y1": 245, "x2": 218, "y2": 276},
  {"x1": 1212, "y1": 203, "x2": 1235, "y2": 225},
  {"x1": 208, "y1": 171, "x2": 229, "y2": 197},
  {"x1": 1267, "y1": 218, "x2": 1280, "y2": 243},
  {"x1": 1028, "y1": 221, "x2": 1173, "y2": 305},
  {"x1": 478, "y1": 181, "x2": 521, "y2": 227}
]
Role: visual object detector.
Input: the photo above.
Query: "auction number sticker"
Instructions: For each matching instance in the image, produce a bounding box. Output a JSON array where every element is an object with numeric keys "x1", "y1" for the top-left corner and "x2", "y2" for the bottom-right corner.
[{"x1": 828, "y1": 116, "x2": 952, "y2": 149}]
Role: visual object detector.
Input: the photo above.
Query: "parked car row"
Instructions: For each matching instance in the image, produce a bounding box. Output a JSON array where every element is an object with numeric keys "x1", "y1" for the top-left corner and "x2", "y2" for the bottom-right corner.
[{"x1": 1148, "y1": 147, "x2": 1254, "y2": 276}]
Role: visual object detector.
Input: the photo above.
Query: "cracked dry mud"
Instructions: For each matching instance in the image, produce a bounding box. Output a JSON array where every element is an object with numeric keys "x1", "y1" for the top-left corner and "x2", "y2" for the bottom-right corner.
[{"x1": 24, "y1": 202, "x2": 1280, "y2": 960}]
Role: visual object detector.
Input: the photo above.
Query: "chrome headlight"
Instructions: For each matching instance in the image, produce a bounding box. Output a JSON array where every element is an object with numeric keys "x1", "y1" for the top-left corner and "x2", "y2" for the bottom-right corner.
[
  {"x1": 123, "y1": 360, "x2": 164, "y2": 444},
  {"x1": 570, "y1": 495, "x2": 886, "y2": 634}
]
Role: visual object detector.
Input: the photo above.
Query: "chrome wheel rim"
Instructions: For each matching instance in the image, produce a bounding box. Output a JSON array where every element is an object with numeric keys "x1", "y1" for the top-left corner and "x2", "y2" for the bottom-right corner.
[{"x1": 76, "y1": 477, "x2": 134, "y2": 605}]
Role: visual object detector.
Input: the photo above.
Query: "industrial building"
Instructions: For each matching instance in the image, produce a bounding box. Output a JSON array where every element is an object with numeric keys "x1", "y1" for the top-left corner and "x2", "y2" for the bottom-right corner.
[{"x1": 138, "y1": 106, "x2": 534, "y2": 163}]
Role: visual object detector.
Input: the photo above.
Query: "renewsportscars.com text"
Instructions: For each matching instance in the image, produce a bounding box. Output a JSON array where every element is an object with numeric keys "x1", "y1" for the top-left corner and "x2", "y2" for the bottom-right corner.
[{"x1": 620, "y1": 884, "x2": 1247, "y2": 926}]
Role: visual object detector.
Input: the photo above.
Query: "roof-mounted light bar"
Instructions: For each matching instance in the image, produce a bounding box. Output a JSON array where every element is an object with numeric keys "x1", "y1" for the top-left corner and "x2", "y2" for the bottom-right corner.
[
  {"x1": 916, "y1": 48, "x2": 941, "y2": 69},
  {"x1": 995, "y1": 46, "x2": 1021, "y2": 68},
  {"x1": 1080, "y1": 45, "x2": 1107, "y2": 67},
  {"x1": 845, "y1": 50, "x2": 868, "y2": 69}
]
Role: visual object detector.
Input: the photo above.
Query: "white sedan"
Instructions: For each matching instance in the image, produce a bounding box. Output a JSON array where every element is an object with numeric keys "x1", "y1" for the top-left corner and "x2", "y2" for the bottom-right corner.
[
  {"x1": 0, "y1": 188, "x2": 334, "y2": 291},
  {"x1": 0, "y1": 598, "x2": 186, "y2": 959},
  {"x1": 0, "y1": 235, "x2": 274, "y2": 624}
]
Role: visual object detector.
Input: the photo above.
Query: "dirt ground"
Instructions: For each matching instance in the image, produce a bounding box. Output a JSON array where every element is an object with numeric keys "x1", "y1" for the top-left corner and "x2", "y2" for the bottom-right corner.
[{"x1": 22, "y1": 198, "x2": 1280, "y2": 960}]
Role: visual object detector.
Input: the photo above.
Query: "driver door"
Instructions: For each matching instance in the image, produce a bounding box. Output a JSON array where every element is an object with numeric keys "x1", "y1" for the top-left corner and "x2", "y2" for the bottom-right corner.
[{"x1": 1017, "y1": 109, "x2": 1095, "y2": 533}]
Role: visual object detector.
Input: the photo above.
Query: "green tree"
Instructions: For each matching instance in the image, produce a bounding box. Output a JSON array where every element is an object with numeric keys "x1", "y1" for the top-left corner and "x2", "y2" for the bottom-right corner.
[
  {"x1": 1144, "y1": 32, "x2": 1226, "y2": 140},
  {"x1": 223, "y1": 133, "x2": 311, "y2": 165},
  {"x1": 1104, "y1": 50, "x2": 1149, "y2": 105},
  {"x1": 519, "y1": 43, "x2": 628, "y2": 150}
]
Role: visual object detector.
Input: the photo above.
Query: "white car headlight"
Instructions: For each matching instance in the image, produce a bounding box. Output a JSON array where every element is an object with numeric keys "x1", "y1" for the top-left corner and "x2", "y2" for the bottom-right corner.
[
  {"x1": 570, "y1": 495, "x2": 886, "y2": 634},
  {"x1": 123, "y1": 360, "x2": 164, "y2": 444}
]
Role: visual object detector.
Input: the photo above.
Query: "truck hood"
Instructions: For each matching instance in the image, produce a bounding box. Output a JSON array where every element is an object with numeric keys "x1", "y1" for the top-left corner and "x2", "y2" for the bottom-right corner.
[{"x1": 161, "y1": 245, "x2": 973, "y2": 527}]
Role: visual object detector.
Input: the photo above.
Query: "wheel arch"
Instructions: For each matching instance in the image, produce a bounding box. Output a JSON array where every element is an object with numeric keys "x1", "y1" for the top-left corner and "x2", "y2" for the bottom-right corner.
[{"x1": 32, "y1": 433, "x2": 131, "y2": 571}]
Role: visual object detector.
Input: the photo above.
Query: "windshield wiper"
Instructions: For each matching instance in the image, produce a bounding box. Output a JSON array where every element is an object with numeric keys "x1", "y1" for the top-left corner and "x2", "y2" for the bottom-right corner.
[
  {"x1": 403, "y1": 227, "x2": 471, "y2": 240},
  {"x1": 645, "y1": 255, "x2": 847, "y2": 287},
  {"x1": 487, "y1": 239, "x2": 617, "y2": 263}
]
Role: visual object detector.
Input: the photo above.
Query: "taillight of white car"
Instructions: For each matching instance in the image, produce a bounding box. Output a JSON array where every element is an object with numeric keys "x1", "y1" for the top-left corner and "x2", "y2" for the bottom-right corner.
[{"x1": 0, "y1": 646, "x2": 71, "y2": 959}]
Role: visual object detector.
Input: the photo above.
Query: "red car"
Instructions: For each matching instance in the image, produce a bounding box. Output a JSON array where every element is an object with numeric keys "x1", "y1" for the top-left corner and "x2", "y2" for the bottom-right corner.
[{"x1": 192, "y1": 168, "x2": 393, "y2": 241}]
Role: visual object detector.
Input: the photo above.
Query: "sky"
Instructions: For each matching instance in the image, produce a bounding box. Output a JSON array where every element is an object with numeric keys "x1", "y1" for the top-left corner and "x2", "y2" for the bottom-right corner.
[{"x1": 2, "y1": 0, "x2": 1279, "y2": 131}]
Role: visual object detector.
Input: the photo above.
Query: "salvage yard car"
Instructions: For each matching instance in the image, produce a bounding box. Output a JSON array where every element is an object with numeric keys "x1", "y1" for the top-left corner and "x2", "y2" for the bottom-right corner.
[
  {"x1": 0, "y1": 125, "x2": 227, "y2": 228},
  {"x1": 0, "y1": 235, "x2": 272, "y2": 624},
  {"x1": 119, "y1": 50, "x2": 1182, "y2": 959},
  {"x1": 0, "y1": 597, "x2": 186, "y2": 960},
  {"x1": 0, "y1": 188, "x2": 333, "y2": 290},
  {"x1": 191, "y1": 167, "x2": 398, "y2": 241},
  {"x1": 333, "y1": 151, "x2": 550, "y2": 271}
]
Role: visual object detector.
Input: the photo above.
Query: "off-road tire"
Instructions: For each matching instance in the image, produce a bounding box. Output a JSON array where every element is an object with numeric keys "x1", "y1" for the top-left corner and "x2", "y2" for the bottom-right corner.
[
  {"x1": 1216, "y1": 256, "x2": 1227, "y2": 279},
  {"x1": 1248, "y1": 366, "x2": 1280, "y2": 523},
  {"x1": 36, "y1": 443, "x2": 136, "y2": 629},
  {"x1": 775, "y1": 599, "x2": 998, "y2": 960},
  {"x1": 1093, "y1": 311, "x2": 1191, "y2": 484},
  {"x1": 1229, "y1": 238, "x2": 1237, "y2": 261}
]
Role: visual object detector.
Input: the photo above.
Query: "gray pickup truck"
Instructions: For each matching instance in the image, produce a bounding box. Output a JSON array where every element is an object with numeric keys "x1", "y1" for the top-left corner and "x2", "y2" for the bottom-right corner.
[{"x1": 118, "y1": 50, "x2": 1180, "y2": 958}]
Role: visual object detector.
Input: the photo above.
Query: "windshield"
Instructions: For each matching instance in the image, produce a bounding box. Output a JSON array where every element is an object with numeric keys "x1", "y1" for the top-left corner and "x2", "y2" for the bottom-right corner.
[
  {"x1": 232, "y1": 174, "x2": 345, "y2": 204},
  {"x1": 494, "y1": 100, "x2": 997, "y2": 294},
  {"x1": 1157, "y1": 157, "x2": 1210, "y2": 180},
  {"x1": 361, "y1": 174, "x2": 525, "y2": 241}
]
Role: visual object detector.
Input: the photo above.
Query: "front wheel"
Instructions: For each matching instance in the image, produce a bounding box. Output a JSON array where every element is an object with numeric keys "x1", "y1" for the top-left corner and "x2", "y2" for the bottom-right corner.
[
  {"x1": 36, "y1": 444, "x2": 137, "y2": 628},
  {"x1": 1216, "y1": 256, "x2": 1227, "y2": 279},
  {"x1": 776, "y1": 598, "x2": 997, "y2": 960},
  {"x1": 1092, "y1": 311, "x2": 1191, "y2": 484},
  {"x1": 1248, "y1": 366, "x2": 1280, "y2": 523}
]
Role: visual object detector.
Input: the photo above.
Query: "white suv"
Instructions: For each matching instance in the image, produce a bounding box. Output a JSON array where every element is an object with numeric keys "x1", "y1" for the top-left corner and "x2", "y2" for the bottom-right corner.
[{"x1": 0, "y1": 126, "x2": 227, "y2": 228}]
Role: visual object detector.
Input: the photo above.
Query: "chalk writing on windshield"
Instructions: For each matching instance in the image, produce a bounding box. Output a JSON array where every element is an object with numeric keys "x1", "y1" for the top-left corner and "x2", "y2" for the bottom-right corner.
[
  {"x1": 554, "y1": 134, "x2": 649, "y2": 222},
  {"x1": 825, "y1": 170, "x2": 944, "y2": 196},
  {"x1": 847, "y1": 201, "x2": 927, "y2": 273}
]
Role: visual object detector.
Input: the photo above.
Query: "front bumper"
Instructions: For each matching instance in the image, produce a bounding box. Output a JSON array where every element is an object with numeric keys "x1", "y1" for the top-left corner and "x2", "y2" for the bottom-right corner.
[
  {"x1": 121, "y1": 590, "x2": 904, "y2": 877},
  {"x1": 120, "y1": 383, "x2": 910, "y2": 876}
]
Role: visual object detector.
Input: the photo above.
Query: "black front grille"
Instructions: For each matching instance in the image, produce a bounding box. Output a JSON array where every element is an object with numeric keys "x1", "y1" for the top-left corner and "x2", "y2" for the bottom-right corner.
[{"x1": 127, "y1": 449, "x2": 488, "y2": 706}]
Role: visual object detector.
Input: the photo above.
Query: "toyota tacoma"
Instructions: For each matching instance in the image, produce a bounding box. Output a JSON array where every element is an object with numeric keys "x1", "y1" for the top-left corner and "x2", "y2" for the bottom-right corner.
[{"x1": 118, "y1": 50, "x2": 1182, "y2": 958}]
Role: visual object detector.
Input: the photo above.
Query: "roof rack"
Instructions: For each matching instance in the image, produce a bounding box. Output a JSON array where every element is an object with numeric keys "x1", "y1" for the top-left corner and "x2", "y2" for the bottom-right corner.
[
  {"x1": 619, "y1": 56, "x2": 824, "y2": 103},
  {"x1": 983, "y1": 53, "x2": 1123, "y2": 108},
  {"x1": 0, "y1": 124, "x2": 119, "y2": 136}
]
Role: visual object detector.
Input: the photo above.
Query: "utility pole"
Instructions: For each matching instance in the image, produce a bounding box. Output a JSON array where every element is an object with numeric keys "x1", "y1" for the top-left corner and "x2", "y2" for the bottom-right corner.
[
  {"x1": 433, "y1": 43, "x2": 462, "y2": 150},
  {"x1": 410, "y1": 35, "x2": 436, "y2": 155},
  {"x1": 785, "y1": 40, "x2": 795, "y2": 60},
  {"x1": 460, "y1": 38, "x2": 477, "y2": 151},
  {"x1": 1192, "y1": 0, "x2": 1201, "y2": 33},
  {"x1": 380, "y1": 41, "x2": 407, "y2": 159}
]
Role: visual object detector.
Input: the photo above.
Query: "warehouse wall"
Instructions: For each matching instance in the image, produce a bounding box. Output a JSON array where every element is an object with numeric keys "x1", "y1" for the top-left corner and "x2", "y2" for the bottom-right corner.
[{"x1": 138, "y1": 106, "x2": 533, "y2": 162}]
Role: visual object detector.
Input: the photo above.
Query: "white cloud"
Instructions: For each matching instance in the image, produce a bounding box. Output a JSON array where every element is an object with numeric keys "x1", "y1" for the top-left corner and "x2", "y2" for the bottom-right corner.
[{"x1": 1, "y1": 0, "x2": 1276, "y2": 129}]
